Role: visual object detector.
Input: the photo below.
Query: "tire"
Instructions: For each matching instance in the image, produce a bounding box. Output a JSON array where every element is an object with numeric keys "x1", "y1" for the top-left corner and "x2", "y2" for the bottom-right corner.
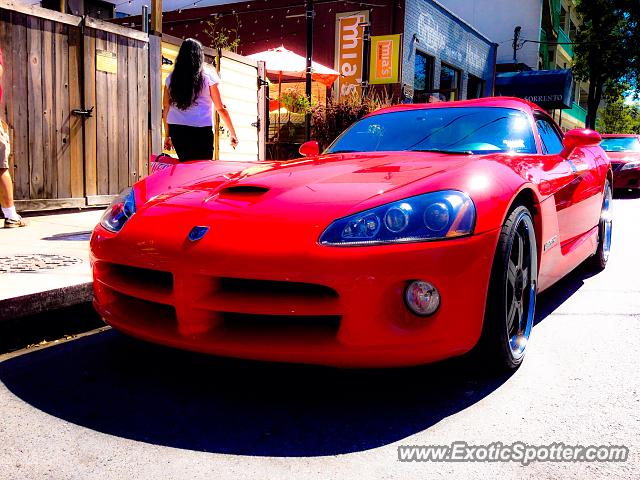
[
  {"x1": 476, "y1": 205, "x2": 538, "y2": 371},
  {"x1": 586, "y1": 180, "x2": 612, "y2": 272}
]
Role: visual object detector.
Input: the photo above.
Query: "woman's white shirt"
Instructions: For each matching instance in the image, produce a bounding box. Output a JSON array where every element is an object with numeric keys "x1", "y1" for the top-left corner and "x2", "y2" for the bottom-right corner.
[{"x1": 166, "y1": 66, "x2": 220, "y2": 127}]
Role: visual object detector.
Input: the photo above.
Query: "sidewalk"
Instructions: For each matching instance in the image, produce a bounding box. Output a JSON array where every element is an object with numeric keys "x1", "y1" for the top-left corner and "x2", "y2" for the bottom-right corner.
[{"x1": 0, "y1": 209, "x2": 104, "y2": 321}]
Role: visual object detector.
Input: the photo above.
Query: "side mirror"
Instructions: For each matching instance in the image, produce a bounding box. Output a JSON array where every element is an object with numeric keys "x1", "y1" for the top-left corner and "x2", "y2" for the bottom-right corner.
[
  {"x1": 560, "y1": 129, "x2": 602, "y2": 158},
  {"x1": 299, "y1": 140, "x2": 320, "y2": 157}
]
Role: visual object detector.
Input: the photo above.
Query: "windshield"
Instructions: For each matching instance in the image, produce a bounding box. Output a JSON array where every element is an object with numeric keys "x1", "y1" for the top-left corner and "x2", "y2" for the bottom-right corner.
[
  {"x1": 326, "y1": 107, "x2": 537, "y2": 155},
  {"x1": 600, "y1": 137, "x2": 640, "y2": 152}
]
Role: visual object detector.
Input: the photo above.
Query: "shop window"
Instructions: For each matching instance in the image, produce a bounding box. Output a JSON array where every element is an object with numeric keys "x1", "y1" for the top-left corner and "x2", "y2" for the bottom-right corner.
[
  {"x1": 413, "y1": 51, "x2": 434, "y2": 103},
  {"x1": 467, "y1": 75, "x2": 484, "y2": 99},
  {"x1": 439, "y1": 63, "x2": 461, "y2": 101}
]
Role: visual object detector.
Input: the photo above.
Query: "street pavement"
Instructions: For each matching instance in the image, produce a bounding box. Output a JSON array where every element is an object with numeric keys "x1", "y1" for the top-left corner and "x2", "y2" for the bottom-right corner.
[{"x1": 0, "y1": 193, "x2": 638, "y2": 480}]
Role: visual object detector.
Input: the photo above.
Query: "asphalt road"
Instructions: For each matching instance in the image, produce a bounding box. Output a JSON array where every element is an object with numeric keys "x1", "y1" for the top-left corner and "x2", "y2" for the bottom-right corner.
[{"x1": 1, "y1": 192, "x2": 639, "y2": 480}]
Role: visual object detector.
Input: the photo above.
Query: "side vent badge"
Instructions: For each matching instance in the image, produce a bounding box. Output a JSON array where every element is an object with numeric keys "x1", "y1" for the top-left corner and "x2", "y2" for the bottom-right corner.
[{"x1": 188, "y1": 226, "x2": 210, "y2": 242}]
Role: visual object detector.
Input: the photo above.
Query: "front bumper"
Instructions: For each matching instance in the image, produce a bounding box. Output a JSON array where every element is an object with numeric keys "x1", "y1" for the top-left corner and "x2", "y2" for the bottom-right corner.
[
  {"x1": 612, "y1": 163, "x2": 640, "y2": 189},
  {"x1": 91, "y1": 225, "x2": 500, "y2": 367}
]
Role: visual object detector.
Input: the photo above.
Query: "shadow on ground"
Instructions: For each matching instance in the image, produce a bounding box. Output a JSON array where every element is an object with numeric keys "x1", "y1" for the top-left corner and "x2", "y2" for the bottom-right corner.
[
  {"x1": 41, "y1": 231, "x2": 92, "y2": 241},
  {"x1": 0, "y1": 265, "x2": 593, "y2": 457}
]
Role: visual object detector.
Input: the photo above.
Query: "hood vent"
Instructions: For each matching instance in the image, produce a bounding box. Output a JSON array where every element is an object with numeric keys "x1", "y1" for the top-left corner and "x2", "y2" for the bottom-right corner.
[{"x1": 220, "y1": 185, "x2": 269, "y2": 195}]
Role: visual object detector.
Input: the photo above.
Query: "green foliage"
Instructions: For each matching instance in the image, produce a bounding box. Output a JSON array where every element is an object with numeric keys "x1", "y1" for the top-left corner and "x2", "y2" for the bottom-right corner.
[
  {"x1": 572, "y1": 0, "x2": 640, "y2": 128},
  {"x1": 279, "y1": 89, "x2": 312, "y2": 114},
  {"x1": 311, "y1": 92, "x2": 393, "y2": 149},
  {"x1": 596, "y1": 88, "x2": 640, "y2": 134},
  {"x1": 204, "y1": 14, "x2": 241, "y2": 52}
]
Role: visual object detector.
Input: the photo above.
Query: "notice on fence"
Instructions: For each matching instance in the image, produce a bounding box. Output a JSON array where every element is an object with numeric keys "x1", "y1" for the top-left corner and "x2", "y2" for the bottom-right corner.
[{"x1": 96, "y1": 50, "x2": 117, "y2": 74}]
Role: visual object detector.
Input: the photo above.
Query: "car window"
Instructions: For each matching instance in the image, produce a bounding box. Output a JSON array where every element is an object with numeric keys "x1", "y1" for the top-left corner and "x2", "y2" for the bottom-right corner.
[
  {"x1": 535, "y1": 117, "x2": 564, "y2": 155},
  {"x1": 600, "y1": 137, "x2": 640, "y2": 152},
  {"x1": 325, "y1": 107, "x2": 537, "y2": 155}
]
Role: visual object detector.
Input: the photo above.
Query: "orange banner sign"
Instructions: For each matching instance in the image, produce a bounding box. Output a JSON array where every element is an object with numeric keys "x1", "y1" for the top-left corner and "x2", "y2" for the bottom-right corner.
[
  {"x1": 370, "y1": 34, "x2": 401, "y2": 84},
  {"x1": 335, "y1": 11, "x2": 369, "y2": 97}
]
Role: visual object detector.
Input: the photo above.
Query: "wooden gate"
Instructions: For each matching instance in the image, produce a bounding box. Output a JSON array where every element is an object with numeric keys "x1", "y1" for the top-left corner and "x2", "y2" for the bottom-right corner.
[
  {"x1": 82, "y1": 17, "x2": 149, "y2": 206},
  {"x1": 161, "y1": 35, "x2": 267, "y2": 161},
  {"x1": 0, "y1": 1, "x2": 150, "y2": 210}
]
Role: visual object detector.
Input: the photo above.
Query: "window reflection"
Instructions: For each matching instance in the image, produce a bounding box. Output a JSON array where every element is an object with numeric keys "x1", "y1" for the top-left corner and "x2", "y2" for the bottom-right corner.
[{"x1": 327, "y1": 108, "x2": 537, "y2": 154}]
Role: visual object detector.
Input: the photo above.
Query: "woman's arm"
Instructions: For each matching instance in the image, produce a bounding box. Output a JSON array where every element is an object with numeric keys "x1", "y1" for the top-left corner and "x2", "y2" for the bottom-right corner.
[
  {"x1": 162, "y1": 85, "x2": 172, "y2": 150},
  {"x1": 210, "y1": 84, "x2": 239, "y2": 149}
]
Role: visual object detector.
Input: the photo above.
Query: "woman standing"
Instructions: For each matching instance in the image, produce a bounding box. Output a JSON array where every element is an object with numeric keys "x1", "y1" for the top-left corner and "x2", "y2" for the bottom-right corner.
[{"x1": 163, "y1": 38, "x2": 238, "y2": 161}]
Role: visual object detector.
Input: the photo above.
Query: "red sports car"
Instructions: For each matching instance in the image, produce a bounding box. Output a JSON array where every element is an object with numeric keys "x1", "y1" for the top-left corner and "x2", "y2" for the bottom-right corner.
[
  {"x1": 601, "y1": 134, "x2": 640, "y2": 190},
  {"x1": 90, "y1": 98, "x2": 612, "y2": 370}
]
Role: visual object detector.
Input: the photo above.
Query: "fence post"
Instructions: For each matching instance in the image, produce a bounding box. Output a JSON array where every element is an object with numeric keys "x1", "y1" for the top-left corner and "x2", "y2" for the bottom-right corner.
[
  {"x1": 148, "y1": 35, "x2": 162, "y2": 157},
  {"x1": 213, "y1": 49, "x2": 221, "y2": 160}
]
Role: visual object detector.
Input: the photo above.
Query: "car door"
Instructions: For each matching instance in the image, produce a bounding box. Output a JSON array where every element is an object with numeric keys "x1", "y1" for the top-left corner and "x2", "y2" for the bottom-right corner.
[
  {"x1": 534, "y1": 114, "x2": 589, "y2": 246},
  {"x1": 564, "y1": 141, "x2": 603, "y2": 233}
]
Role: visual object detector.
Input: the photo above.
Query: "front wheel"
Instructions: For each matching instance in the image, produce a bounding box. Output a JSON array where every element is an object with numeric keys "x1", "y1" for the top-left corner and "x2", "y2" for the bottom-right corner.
[
  {"x1": 477, "y1": 205, "x2": 538, "y2": 371},
  {"x1": 586, "y1": 180, "x2": 612, "y2": 271}
]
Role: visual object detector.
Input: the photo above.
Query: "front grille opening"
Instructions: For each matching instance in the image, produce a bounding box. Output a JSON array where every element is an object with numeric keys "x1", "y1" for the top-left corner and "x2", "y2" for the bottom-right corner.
[
  {"x1": 107, "y1": 263, "x2": 173, "y2": 294},
  {"x1": 220, "y1": 185, "x2": 269, "y2": 195},
  {"x1": 219, "y1": 278, "x2": 338, "y2": 298},
  {"x1": 108, "y1": 289, "x2": 178, "y2": 327},
  {"x1": 221, "y1": 313, "x2": 340, "y2": 333}
]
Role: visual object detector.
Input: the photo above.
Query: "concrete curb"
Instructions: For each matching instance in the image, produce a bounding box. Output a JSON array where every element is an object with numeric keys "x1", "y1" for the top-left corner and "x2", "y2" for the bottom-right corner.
[{"x1": 0, "y1": 283, "x2": 94, "y2": 322}]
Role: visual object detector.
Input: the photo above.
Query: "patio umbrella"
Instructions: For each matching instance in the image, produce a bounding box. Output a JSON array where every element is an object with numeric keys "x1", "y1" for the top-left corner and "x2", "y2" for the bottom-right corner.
[
  {"x1": 248, "y1": 46, "x2": 340, "y2": 142},
  {"x1": 247, "y1": 46, "x2": 340, "y2": 87}
]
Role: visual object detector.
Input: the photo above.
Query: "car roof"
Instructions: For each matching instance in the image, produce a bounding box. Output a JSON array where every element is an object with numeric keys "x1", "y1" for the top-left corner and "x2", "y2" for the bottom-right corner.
[
  {"x1": 368, "y1": 96, "x2": 541, "y2": 117},
  {"x1": 601, "y1": 134, "x2": 640, "y2": 138}
]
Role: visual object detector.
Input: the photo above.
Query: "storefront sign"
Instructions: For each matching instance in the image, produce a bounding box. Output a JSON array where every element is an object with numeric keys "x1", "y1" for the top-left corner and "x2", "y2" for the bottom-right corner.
[
  {"x1": 369, "y1": 34, "x2": 401, "y2": 84},
  {"x1": 335, "y1": 10, "x2": 369, "y2": 97},
  {"x1": 495, "y1": 70, "x2": 574, "y2": 109}
]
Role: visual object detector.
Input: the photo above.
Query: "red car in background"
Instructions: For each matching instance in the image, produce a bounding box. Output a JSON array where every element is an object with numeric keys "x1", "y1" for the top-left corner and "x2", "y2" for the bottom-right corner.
[
  {"x1": 91, "y1": 98, "x2": 612, "y2": 371},
  {"x1": 601, "y1": 134, "x2": 640, "y2": 190}
]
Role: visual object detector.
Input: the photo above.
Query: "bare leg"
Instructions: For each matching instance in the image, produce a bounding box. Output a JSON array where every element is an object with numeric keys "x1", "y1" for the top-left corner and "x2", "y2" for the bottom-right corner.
[{"x1": 0, "y1": 168, "x2": 14, "y2": 208}]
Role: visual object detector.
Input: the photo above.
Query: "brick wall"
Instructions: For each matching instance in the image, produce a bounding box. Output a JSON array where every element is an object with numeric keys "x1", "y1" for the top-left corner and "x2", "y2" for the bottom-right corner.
[{"x1": 402, "y1": 0, "x2": 496, "y2": 99}]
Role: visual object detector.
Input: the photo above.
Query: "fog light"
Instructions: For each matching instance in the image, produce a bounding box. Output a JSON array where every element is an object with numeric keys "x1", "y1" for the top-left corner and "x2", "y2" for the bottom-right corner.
[{"x1": 405, "y1": 280, "x2": 440, "y2": 316}]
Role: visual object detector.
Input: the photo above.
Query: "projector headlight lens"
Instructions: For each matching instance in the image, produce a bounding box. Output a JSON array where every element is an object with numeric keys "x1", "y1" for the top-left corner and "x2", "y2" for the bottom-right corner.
[
  {"x1": 319, "y1": 190, "x2": 475, "y2": 246},
  {"x1": 100, "y1": 188, "x2": 136, "y2": 233}
]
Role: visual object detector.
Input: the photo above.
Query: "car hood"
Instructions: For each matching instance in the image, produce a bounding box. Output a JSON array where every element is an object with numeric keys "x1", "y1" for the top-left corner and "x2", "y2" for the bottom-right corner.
[
  {"x1": 126, "y1": 150, "x2": 526, "y2": 255},
  {"x1": 138, "y1": 152, "x2": 477, "y2": 221},
  {"x1": 606, "y1": 151, "x2": 640, "y2": 163}
]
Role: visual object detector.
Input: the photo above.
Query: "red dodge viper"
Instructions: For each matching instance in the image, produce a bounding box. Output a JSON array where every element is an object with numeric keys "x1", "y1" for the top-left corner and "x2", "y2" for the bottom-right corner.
[{"x1": 90, "y1": 98, "x2": 612, "y2": 370}]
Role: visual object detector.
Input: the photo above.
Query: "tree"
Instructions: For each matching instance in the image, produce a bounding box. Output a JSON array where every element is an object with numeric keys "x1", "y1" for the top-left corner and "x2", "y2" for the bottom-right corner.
[
  {"x1": 572, "y1": 0, "x2": 640, "y2": 129},
  {"x1": 204, "y1": 13, "x2": 241, "y2": 53},
  {"x1": 596, "y1": 97, "x2": 640, "y2": 134}
]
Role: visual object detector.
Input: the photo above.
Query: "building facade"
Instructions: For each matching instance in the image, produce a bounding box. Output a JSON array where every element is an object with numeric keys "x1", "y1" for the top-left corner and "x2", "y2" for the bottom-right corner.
[
  {"x1": 402, "y1": 0, "x2": 497, "y2": 102},
  {"x1": 439, "y1": 0, "x2": 587, "y2": 129},
  {"x1": 540, "y1": 0, "x2": 588, "y2": 130},
  {"x1": 439, "y1": 0, "x2": 542, "y2": 69},
  {"x1": 118, "y1": 0, "x2": 496, "y2": 103}
]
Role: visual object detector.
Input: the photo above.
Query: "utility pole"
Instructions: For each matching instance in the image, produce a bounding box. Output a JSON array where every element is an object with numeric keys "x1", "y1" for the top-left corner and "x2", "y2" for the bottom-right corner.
[
  {"x1": 360, "y1": 22, "x2": 371, "y2": 98},
  {"x1": 305, "y1": 0, "x2": 314, "y2": 141},
  {"x1": 512, "y1": 25, "x2": 521, "y2": 64}
]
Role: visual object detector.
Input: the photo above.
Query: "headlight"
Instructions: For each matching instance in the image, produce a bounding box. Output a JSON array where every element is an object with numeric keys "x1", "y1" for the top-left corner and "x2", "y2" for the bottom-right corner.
[
  {"x1": 620, "y1": 161, "x2": 640, "y2": 171},
  {"x1": 100, "y1": 188, "x2": 136, "y2": 233},
  {"x1": 319, "y1": 190, "x2": 475, "y2": 246}
]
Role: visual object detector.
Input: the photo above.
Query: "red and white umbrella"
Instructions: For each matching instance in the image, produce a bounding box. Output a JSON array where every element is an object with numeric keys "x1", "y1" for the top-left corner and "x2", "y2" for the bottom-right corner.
[{"x1": 247, "y1": 46, "x2": 339, "y2": 87}]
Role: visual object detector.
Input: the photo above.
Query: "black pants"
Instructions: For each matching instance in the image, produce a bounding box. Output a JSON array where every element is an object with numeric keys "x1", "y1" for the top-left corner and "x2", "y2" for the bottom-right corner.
[{"x1": 168, "y1": 124, "x2": 214, "y2": 161}]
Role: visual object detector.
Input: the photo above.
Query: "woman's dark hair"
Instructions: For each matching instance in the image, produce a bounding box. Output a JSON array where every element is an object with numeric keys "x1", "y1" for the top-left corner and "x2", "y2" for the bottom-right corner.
[{"x1": 169, "y1": 38, "x2": 205, "y2": 110}]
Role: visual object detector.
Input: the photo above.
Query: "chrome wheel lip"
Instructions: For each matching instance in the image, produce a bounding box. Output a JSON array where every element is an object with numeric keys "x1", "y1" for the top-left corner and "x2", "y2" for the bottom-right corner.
[
  {"x1": 601, "y1": 184, "x2": 613, "y2": 262},
  {"x1": 505, "y1": 213, "x2": 537, "y2": 361}
]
